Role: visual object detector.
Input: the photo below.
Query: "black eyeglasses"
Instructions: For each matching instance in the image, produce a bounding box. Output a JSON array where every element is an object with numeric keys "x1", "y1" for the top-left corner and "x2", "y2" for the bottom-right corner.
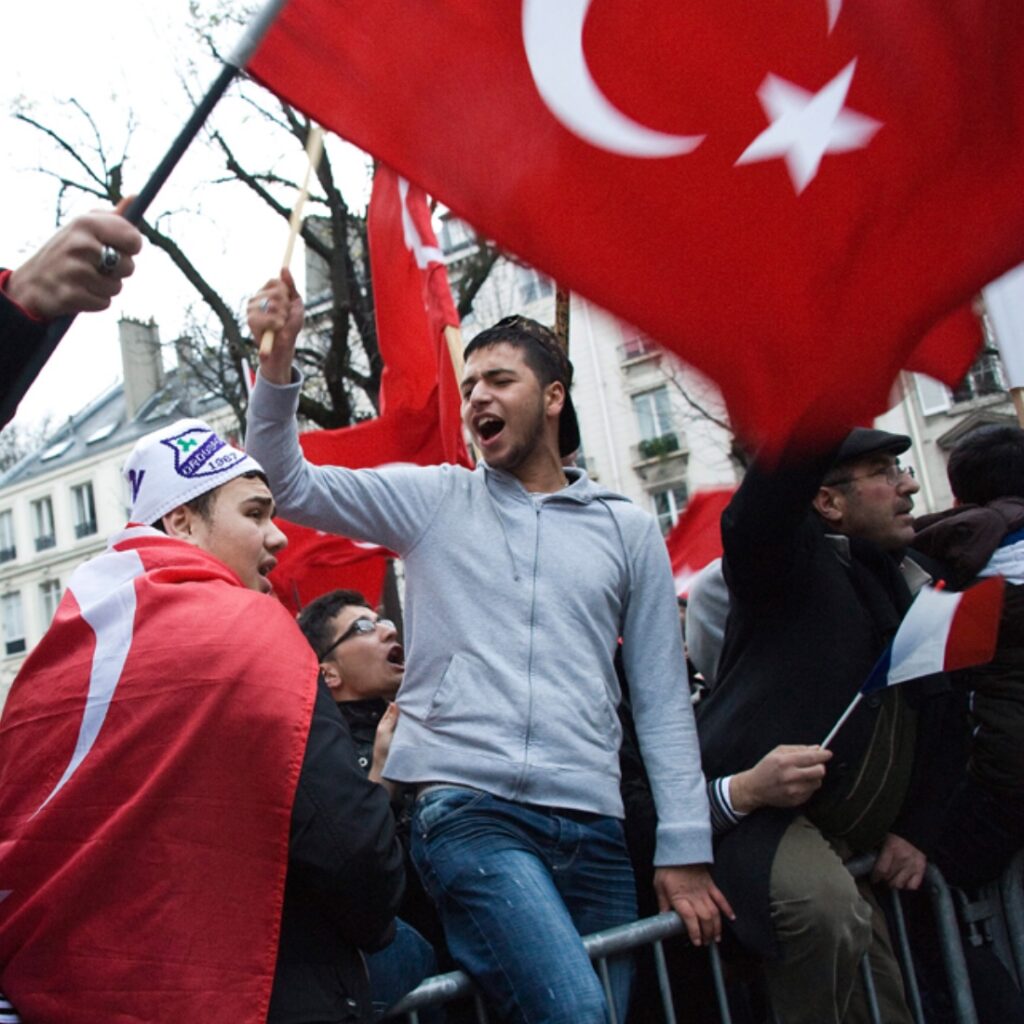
[
  {"x1": 319, "y1": 617, "x2": 395, "y2": 660},
  {"x1": 829, "y1": 462, "x2": 915, "y2": 487}
]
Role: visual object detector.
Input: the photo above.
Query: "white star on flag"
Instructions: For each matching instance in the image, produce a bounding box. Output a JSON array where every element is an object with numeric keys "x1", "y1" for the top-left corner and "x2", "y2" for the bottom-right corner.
[
  {"x1": 736, "y1": 59, "x2": 882, "y2": 195},
  {"x1": 827, "y1": 0, "x2": 843, "y2": 33}
]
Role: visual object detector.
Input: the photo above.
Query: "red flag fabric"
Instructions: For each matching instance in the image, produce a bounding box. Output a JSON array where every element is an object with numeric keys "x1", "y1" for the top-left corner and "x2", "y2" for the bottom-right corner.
[
  {"x1": 905, "y1": 303, "x2": 983, "y2": 388},
  {"x1": 269, "y1": 165, "x2": 469, "y2": 612},
  {"x1": 665, "y1": 488, "x2": 734, "y2": 596},
  {"x1": 0, "y1": 527, "x2": 316, "y2": 1022},
  {"x1": 248, "y1": 1, "x2": 1024, "y2": 451},
  {"x1": 273, "y1": 518, "x2": 391, "y2": 613}
]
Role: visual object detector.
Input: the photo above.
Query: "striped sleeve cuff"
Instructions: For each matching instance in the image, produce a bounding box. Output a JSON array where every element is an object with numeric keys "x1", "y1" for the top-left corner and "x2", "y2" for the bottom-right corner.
[
  {"x1": 0, "y1": 992, "x2": 22, "y2": 1023},
  {"x1": 708, "y1": 775, "x2": 748, "y2": 835}
]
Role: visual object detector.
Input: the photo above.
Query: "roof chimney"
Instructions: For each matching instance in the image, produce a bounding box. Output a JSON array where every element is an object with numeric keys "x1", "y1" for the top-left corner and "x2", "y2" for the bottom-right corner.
[{"x1": 119, "y1": 317, "x2": 164, "y2": 418}]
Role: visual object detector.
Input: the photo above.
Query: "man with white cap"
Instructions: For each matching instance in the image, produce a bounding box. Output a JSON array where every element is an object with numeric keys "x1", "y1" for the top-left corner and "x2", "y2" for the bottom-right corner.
[{"x1": 0, "y1": 418, "x2": 404, "y2": 1024}]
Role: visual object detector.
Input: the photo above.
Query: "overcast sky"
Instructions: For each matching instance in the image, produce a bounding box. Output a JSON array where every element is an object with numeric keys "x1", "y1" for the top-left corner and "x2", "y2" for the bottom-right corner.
[{"x1": 2, "y1": 0, "x2": 372, "y2": 432}]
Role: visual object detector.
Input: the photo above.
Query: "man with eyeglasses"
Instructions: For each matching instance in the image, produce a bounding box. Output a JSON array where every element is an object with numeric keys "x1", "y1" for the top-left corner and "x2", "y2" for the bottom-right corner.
[
  {"x1": 696, "y1": 427, "x2": 953, "y2": 1024},
  {"x1": 297, "y1": 590, "x2": 444, "y2": 1021}
]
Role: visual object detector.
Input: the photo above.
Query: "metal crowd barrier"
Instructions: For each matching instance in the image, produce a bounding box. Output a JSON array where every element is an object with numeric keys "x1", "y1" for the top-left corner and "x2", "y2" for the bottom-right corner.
[{"x1": 386, "y1": 854, "x2": 1019, "y2": 1023}]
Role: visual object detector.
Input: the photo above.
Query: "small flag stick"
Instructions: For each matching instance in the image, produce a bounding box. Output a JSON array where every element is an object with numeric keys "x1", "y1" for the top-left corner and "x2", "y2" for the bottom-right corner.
[
  {"x1": 260, "y1": 125, "x2": 325, "y2": 357},
  {"x1": 820, "y1": 692, "x2": 863, "y2": 750}
]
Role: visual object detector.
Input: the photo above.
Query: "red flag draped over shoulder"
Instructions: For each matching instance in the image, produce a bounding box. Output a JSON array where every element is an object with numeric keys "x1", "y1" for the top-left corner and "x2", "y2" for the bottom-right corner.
[
  {"x1": 269, "y1": 165, "x2": 470, "y2": 612},
  {"x1": 0, "y1": 528, "x2": 318, "y2": 1023},
  {"x1": 247, "y1": 0, "x2": 1024, "y2": 452}
]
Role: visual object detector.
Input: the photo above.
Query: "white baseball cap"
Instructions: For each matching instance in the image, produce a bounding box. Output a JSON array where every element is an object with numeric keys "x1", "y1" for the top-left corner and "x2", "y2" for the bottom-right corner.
[{"x1": 124, "y1": 418, "x2": 266, "y2": 526}]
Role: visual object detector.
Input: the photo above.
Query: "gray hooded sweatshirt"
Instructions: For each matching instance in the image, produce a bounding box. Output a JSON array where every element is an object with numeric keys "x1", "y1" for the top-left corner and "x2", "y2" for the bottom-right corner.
[{"x1": 246, "y1": 374, "x2": 712, "y2": 867}]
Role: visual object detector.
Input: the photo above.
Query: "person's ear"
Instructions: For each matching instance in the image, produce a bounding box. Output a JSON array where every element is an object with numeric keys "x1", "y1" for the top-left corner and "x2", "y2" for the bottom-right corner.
[
  {"x1": 545, "y1": 380, "x2": 565, "y2": 418},
  {"x1": 162, "y1": 504, "x2": 197, "y2": 542},
  {"x1": 320, "y1": 660, "x2": 343, "y2": 694},
  {"x1": 813, "y1": 485, "x2": 845, "y2": 525}
]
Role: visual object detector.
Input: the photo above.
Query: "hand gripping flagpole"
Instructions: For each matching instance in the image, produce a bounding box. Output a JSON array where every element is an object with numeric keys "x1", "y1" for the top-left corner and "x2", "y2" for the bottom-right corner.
[{"x1": 0, "y1": 0, "x2": 290, "y2": 428}]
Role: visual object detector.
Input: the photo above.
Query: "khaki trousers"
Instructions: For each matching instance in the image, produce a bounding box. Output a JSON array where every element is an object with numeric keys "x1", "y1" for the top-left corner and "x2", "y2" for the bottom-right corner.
[{"x1": 765, "y1": 816, "x2": 913, "y2": 1024}]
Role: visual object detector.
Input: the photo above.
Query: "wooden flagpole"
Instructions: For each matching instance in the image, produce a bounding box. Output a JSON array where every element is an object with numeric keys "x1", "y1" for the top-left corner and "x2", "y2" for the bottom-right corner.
[
  {"x1": 1011, "y1": 387, "x2": 1024, "y2": 428},
  {"x1": 260, "y1": 126, "x2": 325, "y2": 357},
  {"x1": 444, "y1": 323, "x2": 481, "y2": 463}
]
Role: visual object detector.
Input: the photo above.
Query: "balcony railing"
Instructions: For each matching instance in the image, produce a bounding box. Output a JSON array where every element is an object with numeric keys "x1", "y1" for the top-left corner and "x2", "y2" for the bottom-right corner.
[
  {"x1": 34, "y1": 534, "x2": 56, "y2": 552},
  {"x1": 633, "y1": 433, "x2": 681, "y2": 462},
  {"x1": 619, "y1": 336, "x2": 660, "y2": 363},
  {"x1": 75, "y1": 520, "x2": 98, "y2": 539},
  {"x1": 0, "y1": 546, "x2": 15, "y2": 563}
]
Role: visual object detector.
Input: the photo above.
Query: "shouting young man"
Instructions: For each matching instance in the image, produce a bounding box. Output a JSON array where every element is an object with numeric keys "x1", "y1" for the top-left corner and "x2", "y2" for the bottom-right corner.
[{"x1": 246, "y1": 276, "x2": 728, "y2": 1024}]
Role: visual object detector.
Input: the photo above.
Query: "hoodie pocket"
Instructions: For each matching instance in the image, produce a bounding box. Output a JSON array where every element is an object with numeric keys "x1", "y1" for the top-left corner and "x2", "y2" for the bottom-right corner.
[{"x1": 425, "y1": 653, "x2": 465, "y2": 723}]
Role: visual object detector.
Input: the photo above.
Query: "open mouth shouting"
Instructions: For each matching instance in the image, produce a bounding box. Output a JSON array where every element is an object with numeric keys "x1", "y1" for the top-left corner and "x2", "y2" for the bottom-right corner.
[
  {"x1": 474, "y1": 414, "x2": 506, "y2": 448},
  {"x1": 386, "y1": 643, "x2": 405, "y2": 671}
]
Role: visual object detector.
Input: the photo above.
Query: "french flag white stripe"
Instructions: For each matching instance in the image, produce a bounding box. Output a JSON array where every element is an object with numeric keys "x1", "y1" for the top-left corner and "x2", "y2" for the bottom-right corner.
[
  {"x1": 886, "y1": 585, "x2": 961, "y2": 685},
  {"x1": 32, "y1": 548, "x2": 145, "y2": 816}
]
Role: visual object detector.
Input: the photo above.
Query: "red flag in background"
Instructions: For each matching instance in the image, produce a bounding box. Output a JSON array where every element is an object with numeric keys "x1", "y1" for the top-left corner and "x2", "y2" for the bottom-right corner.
[
  {"x1": 905, "y1": 303, "x2": 983, "y2": 388},
  {"x1": 248, "y1": 0, "x2": 1024, "y2": 452},
  {"x1": 272, "y1": 519, "x2": 392, "y2": 614},
  {"x1": 270, "y1": 166, "x2": 469, "y2": 613},
  {"x1": 665, "y1": 488, "x2": 734, "y2": 596}
]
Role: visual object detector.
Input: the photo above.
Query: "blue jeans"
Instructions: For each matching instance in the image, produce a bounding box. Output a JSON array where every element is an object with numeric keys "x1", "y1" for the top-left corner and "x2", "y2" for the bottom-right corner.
[
  {"x1": 411, "y1": 788, "x2": 637, "y2": 1024},
  {"x1": 365, "y1": 917, "x2": 437, "y2": 1019}
]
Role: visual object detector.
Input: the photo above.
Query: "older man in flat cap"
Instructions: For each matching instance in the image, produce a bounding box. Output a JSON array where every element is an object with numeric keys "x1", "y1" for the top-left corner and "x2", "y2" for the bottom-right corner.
[{"x1": 697, "y1": 428, "x2": 953, "y2": 1024}]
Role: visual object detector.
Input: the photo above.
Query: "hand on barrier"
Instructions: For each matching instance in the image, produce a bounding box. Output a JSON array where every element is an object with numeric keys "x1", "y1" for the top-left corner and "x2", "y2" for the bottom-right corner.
[
  {"x1": 654, "y1": 863, "x2": 735, "y2": 946},
  {"x1": 872, "y1": 832, "x2": 926, "y2": 890}
]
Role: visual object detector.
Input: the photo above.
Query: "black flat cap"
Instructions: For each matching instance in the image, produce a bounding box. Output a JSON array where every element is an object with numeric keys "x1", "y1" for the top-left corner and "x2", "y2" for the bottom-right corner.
[{"x1": 831, "y1": 427, "x2": 911, "y2": 469}]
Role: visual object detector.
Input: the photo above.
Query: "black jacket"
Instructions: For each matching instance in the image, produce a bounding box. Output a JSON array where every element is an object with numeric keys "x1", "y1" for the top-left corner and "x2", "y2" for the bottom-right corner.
[
  {"x1": 0, "y1": 278, "x2": 48, "y2": 429},
  {"x1": 269, "y1": 681, "x2": 405, "y2": 1024},
  {"x1": 696, "y1": 450, "x2": 952, "y2": 956},
  {"x1": 915, "y1": 498, "x2": 1024, "y2": 793}
]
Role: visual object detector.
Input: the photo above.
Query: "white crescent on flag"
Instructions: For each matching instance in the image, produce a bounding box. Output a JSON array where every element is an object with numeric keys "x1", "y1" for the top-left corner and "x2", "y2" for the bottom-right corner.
[
  {"x1": 521, "y1": 0, "x2": 705, "y2": 157},
  {"x1": 32, "y1": 545, "x2": 145, "y2": 817}
]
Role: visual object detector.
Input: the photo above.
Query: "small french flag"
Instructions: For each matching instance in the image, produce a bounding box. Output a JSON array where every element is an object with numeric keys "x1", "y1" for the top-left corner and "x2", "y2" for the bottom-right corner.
[
  {"x1": 862, "y1": 575, "x2": 1005, "y2": 693},
  {"x1": 823, "y1": 576, "x2": 1005, "y2": 748}
]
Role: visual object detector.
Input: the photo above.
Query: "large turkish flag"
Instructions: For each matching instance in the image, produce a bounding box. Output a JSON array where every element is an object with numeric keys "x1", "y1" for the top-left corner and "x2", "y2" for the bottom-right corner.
[{"x1": 249, "y1": 0, "x2": 1024, "y2": 451}]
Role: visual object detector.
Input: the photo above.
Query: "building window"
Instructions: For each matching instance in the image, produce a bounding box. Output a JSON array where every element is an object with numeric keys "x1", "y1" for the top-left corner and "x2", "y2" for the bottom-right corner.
[
  {"x1": 39, "y1": 579, "x2": 62, "y2": 626},
  {"x1": 0, "y1": 510, "x2": 15, "y2": 563},
  {"x1": 652, "y1": 484, "x2": 689, "y2": 535},
  {"x1": 952, "y1": 346, "x2": 1007, "y2": 403},
  {"x1": 31, "y1": 497, "x2": 56, "y2": 552},
  {"x1": 2, "y1": 592, "x2": 25, "y2": 656},
  {"x1": 439, "y1": 217, "x2": 475, "y2": 257},
  {"x1": 632, "y1": 386, "x2": 679, "y2": 459},
  {"x1": 516, "y1": 266, "x2": 554, "y2": 306},
  {"x1": 72, "y1": 482, "x2": 98, "y2": 539},
  {"x1": 914, "y1": 373, "x2": 952, "y2": 416}
]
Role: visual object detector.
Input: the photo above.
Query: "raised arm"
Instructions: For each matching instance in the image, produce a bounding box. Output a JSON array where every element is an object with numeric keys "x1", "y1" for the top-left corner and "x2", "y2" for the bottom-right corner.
[{"x1": 243, "y1": 273, "x2": 449, "y2": 553}]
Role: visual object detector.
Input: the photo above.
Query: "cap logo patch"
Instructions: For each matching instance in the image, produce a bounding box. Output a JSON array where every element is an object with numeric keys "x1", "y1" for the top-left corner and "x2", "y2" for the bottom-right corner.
[
  {"x1": 161, "y1": 428, "x2": 244, "y2": 480},
  {"x1": 128, "y1": 469, "x2": 146, "y2": 503}
]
